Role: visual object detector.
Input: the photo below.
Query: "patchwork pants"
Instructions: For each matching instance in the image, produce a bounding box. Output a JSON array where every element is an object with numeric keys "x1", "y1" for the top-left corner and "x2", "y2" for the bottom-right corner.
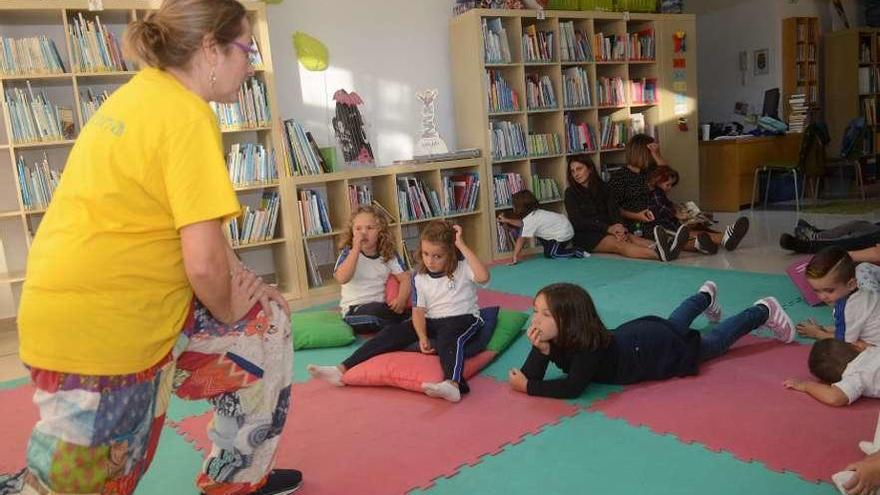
[{"x1": 0, "y1": 300, "x2": 293, "y2": 495}]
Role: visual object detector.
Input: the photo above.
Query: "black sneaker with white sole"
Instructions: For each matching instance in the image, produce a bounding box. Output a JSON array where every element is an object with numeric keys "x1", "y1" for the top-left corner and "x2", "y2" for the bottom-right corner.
[
  {"x1": 794, "y1": 219, "x2": 820, "y2": 240},
  {"x1": 667, "y1": 225, "x2": 689, "y2": 261},
  {"x1": 694, "y1": 231, "x2": 718, "y2": 255},
  {"x1": 653, "y1": 225, "x2": 673, "y2": 262},
  {"x1": 721, "y1": 216, "x2": 749, "y2": 251}
]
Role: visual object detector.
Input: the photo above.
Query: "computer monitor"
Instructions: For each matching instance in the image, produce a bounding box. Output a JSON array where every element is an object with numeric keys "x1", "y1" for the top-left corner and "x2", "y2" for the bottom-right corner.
[{"x1": 762, "y1": 88, "x2": 780, "y2": 120}]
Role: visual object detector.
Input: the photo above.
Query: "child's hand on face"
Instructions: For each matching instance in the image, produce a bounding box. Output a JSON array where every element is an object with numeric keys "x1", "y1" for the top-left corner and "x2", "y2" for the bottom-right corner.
[
  {"x1": 783, "y1": 378, "x2": 807, "y2": 392},
  {"x1": 527, "y1": 325, "x2": 550, "y2": 355},
  {"x1": 508, "y1": 368, "x2": 528, "y2": 393},
  {"x1": 352, "y1": 233, "x2": 364, "y2": 252}
]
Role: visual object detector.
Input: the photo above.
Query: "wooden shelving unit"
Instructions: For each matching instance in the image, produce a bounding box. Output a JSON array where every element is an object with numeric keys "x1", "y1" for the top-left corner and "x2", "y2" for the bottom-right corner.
[
  {"x1": 782, "y1": 17, "x2": 820, "y2": 127},
  {"x1": 450, "y1": 9, "x2": 698, "y2": 260}
]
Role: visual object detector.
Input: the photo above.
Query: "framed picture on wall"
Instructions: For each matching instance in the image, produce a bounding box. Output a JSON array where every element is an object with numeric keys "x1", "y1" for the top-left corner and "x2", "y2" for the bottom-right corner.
[{"x1": 754, "y1": 49, "x2": 769, "y2": 76}]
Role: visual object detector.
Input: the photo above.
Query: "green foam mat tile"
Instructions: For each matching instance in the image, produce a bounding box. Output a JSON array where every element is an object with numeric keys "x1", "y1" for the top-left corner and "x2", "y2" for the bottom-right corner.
[
  {"x1": 487, "y1": 257, "x2": 662, "y2": 296},
  {"x1": 414, "y1": 411, "x2": 838, "y2": 495},
  {"x1": 135, "y1": 425, "x2": 204, "y2": 495},
  {"x1": 0, "y1": 377, "x2": 27, "y2": 391}
]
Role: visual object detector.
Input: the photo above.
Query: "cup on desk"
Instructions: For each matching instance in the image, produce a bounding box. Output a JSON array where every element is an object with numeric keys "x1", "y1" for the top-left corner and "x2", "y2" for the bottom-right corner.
[{"x1": 701, "y1": 124, "x2": 711, "y2": 141}]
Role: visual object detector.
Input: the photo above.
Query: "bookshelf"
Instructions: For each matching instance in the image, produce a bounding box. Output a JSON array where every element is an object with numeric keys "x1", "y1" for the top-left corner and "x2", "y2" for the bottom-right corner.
[
  {"x1": 451, "y1": 9, "x2": 698, "y2": 260},
  {"x1": 781, "y1": 17, "x2": 820, "y2": 128},
  {"x1": 0, "y1": 0, "x2": 295, "y2": 319},
  {"x1": 825, "y1": 27, "x2": 880, "y2": 162},
  {"x1": 286, "y1": 158, "x2": 489, "y2": 298}
]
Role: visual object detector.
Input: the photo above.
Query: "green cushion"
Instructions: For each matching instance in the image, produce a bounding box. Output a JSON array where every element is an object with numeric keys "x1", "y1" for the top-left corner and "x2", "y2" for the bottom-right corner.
[
  {"x1": 291, "y1": 310, "x2": 355, "y2": 350},
  {"x1": 486, "y1": 309, "x2": 529, "y2": 353}
]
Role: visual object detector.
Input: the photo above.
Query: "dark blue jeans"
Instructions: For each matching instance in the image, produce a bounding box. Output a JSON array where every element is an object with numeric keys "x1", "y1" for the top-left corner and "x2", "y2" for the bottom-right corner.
[{"x1": 668, "y1": 292, "x2": 770, "y2": 362}]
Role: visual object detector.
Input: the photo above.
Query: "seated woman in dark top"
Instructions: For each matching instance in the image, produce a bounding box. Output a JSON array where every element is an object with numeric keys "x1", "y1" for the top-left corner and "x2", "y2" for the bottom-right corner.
[
  {"x1": 564, "y1": 154, "x2": 685, "y2": 262},
  {"x1": 507, "y1": 282, "x2": 796, "y2": 399}
]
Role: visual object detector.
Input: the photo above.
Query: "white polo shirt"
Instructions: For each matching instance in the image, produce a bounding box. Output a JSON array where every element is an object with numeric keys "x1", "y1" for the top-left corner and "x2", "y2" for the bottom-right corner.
[
  {"x1": 521, "y1": 209, "x2": 574, "y2": 242},
  {"x1": 336, "y1": 248, "x2": 404, "y2": 314},
  {"x1": 837, "y1": 289, "x2": 880, "y2": 346},
  {"x1": 834, "y1": 346, "x2": 880, "y2": 404},
  {"x1": 413, "y1": 262, "x2": 481, "y2": 319}
]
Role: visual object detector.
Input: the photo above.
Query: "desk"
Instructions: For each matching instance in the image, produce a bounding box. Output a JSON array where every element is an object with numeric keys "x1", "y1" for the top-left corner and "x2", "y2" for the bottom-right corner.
[{"x1": 699, "y1": 134, "x2": 801, "y2": 212}]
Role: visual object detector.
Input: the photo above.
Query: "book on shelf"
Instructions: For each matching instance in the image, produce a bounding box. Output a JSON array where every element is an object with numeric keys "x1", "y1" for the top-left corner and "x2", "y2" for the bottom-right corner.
[
  {"x1": 67, "y1": 12, "x2": 128, "y2": 73},
  {"x1": 860, "y1": 36, "x2": 874, "y2": 64},
  {"x1": 593, "y1": 32, "x2": 627, "y2": 62},
  {"x1": 400, "y1": 226, "x2": 420, "y2": 270},
  {"x1": 482, "y1": 17, "x2": 512, "y2": 64},
  {"x1": 630, "y1": 113, "x2": 646, "y2": 135},
  {"x1": 562, "y1": 66, "x2": 591, "y2": 108},
  {"x1": 627, "y1": 28, "x2": 655, "y2": 61},
  {"x1": 16, "y1": 152, "x2": 61, "y2": 210},
  {"x1": 227, "y1": 142, "x2": 278, "y2": 185},
  {"x1": 283, "y1": 118, "x2": 329, "y2": 176},
  {"x1": 303, "y1": 240, "x2": 324, "y2": 288},
  {"x1": 862, "y1": 96, "x2": 877, "y2": 128},
  {"x1": 564, "y1": 113, "x2": 597, "y2": 153},
  {"x1": 397, "y1": 176, "x2": 441, "y2": 222},
  {"x1": 559, "y1": 21, "x2": 594, "y2": 62},
  {"x1": 522, "y1": 24, "x2": 554, "y2": 63},
  {"x1": 629, "y1": 78, "x2": 657, "y2": 105},
  {"x1": 248, "y1": 36, "x2": 264, "y2": 69},
  {"x1": 526, "y1": 73, "x2": 557, "y2": 110},
  {"x1": 227, "y1": 191, "x2": 280, "y2": 246},
  {"x1": 79, "y1": 88, "x2": 110, "y2": 124},
  {"x1": 599, "y1": 115, "x2": 628, "y2": 150},
  {"x1": 5, "y1": 81, "x2": 70, "y2": 143},
  {"x1": 527, "y1": 133, "x2": 561, "y2": 156},
  {"x1": 490, "y1": 120, "x2": 527, "y2": 160},
  {"x1": 532, "y1": 176, "x2": 561, "y2": 202},
  {"x1": 596, "y1": 76, "x2": 625, "y2": 106},
  {"x1": 348, "y1": 183, "x2": 373, "y2": 210},
  {"x1": 370, "y1": 199, "x2": 395, "y2": 223},
  {"x1": 210, "y1": 77, "x2": 271, "y2": 130},
  {"x1": 299, "y1": 189, "x2": 333, "y2": 236},
  {"x1": 858, "y1": 67, "x2": 879, "y2": 95},
  {"x1": 485, "y1": 69, "x2": 520, "y2": 113},
  {"x1": 442, "y1": 172, "x2": 480, "y2": 214},
  {"x1": 788, "y1": 93, "x2": 813, "y2": 132},
  {"x1": 493, "y1": 172, "x2": 524, "y2": 208},
  {"x1": 495, "y1": 220, "x2": 519, "y2": 252},
  {"x1": 0, "y1": 36, "x2": 66, "y2": 76},
  {"x1": 410, "y1": 148, "x2": 481, "y2": 163}
]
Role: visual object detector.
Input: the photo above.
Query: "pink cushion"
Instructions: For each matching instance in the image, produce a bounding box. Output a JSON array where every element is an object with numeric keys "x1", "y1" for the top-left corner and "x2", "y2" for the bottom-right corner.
[
  {"x1": 385, "y1": 276, "x2": 413, "y2": 308},
  {"x1": 341, "y1": 350, "x2": 496, "y2": 392},
  {"x1": 786, "y1": 256, "x2": 822, "y2": 306}
]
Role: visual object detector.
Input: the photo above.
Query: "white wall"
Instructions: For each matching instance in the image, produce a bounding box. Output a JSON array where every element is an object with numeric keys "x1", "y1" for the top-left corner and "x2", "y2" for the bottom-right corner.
[
  {"x1": 688, "y1": 0, "x2": 865, "y2": 124},
  {"x1": 265, "y1": 0, "x2": 457, "y2": 166}
]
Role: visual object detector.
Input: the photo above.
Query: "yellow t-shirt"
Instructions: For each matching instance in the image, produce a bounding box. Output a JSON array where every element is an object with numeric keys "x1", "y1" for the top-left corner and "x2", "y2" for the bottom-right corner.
[{"x1": 18, "y1": 68, "x2": 241, "y2": 375}]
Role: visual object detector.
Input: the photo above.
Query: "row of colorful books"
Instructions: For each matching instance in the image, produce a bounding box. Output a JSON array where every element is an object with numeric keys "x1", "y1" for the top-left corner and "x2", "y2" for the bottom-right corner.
[
  {"x1": 441, "y1": 173, "x2": 480, "y2": 214},
  {"x1": 227, "y1": 143, "x2": 278, "y2": 186},
  {"x1": 627, "y1": 29, "x2": 655, "y2": 61},
  {"x1": 348, "y1": 184, "x2": 373, "y2": 210},
  {"x1": 594, "y1": 33, "x2": 627, "y2": 62},
  {"x1": 283, "y1": 118, "x2": 330, "y2": 176},
  {"x1": 398, "y1": 176, "x2": 442, "y2": 222},
  {"x1": 527, "y1": 133, "x2": 562, "y2": 156},
  {"x1": 482, "y1": 17, "x2": 512, "y2": 64},
  {"x1": 67, "y1": 13, "x2": 128, "y2": 73},
  {"x1": 490, "y1": 120, "x2": 528, "y2": 160},
  {"x1": 526, "y1": 73, "x2": 556, "y2": 110},
  {"x1": 559, "y1": 21, "x2": 594, "y2": 62},
  {"x1": 5, "y1": 82, "x2": 75, "y2": 144},
  {"x1": 299, "y1": 189, "x2": 333, "y2": 236},
  {"x1": 532, "y1": 176, "x2": 561, "y2": 202},
  {"x1": 228, "y1": 191, "x2": 280, "y2": 246},
  {"x1": 16, "y1": 152, "x2": 60, "y2": 210},
  {"x1": 565, "y1": 114, "x2": 598, "y2": 153},
  {"x1": 493, "y1": 172, "x2": 525, "y2": 208},
  {"x1": 496, "y1": 220, "x2": 518, "y2": 252},
  {"x1": 0, "y1": 36, "x2": 66, "y2": 76},
  {"x1": 211, "y1": 77, "x2": 270, "y2": 130},
  {"x1": 486, "y1": 69, "x2": 520, "y2": 113},
  {"x1": 563, "y1": 66, "x2": 591, "y2": 108},
  {"x1": 79, "y1": 88, "x2": 110, "y2": 124},
  {"x1": 630, "y1": 78, "x2": 657, "y2": 105},
  {"x1": 522, "y1": 25, "x2": 554, "y2": 62},
  {"x1": 790, "y1": 93, "x2": 813, "y2": 132},
  {"x1": 599, "y1": 115, "x2": 628, "y2": 150},
  {"x1": 596, "y1": 76, "x2": 625, "y2": 106}
]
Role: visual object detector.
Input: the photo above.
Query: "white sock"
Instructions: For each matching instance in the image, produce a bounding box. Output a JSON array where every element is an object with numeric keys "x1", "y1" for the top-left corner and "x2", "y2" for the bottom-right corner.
[
  {"x1": 422, "y1": 381, "x2": 461, "y2": 402},
  {"x1": 307, "y1": 364, "x2": 345, "y2": 386}
]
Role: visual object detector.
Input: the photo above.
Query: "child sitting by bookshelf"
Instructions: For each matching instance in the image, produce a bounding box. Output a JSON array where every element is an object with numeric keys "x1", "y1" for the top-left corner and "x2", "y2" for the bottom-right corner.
[
  {"x1": 794, "y1": 247, "x2": 880, "y2": 346},
  {"x1": 334, "y1": 205, "x2": 411, "y2": 334},
  {"x1": 783, "y1": 339, "x2": 880, "y2": 407},
  {"x1": 496, "y1": 190, "x2": 586, "y2": 265},
  {"x1": 647, "y1": 166, "x2": 750, "y2": 255},
  {"x1": 507, "y1": 281, "x2": 795, "y2": 399},
  {"x1": 309, "y1": 220, "x2": 490, "y2": 402}
]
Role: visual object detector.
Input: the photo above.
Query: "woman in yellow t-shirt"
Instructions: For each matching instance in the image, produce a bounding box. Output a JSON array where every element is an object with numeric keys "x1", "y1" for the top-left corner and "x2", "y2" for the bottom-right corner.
[{"x1": 7, "y1": 1, "x2": 300, "y2": 494}]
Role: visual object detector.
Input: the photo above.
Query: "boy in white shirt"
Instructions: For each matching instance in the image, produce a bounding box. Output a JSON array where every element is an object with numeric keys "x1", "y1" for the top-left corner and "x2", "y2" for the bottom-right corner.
[
  {"x1": 784, "y1": 338, "x2": 880, "y2": 406},
  {"x1": 497, "y1": 190, "x2": 586, "y2": 265}
]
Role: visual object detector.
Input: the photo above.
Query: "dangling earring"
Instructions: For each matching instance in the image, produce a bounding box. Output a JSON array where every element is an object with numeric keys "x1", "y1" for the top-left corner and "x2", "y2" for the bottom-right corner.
[{"x1": 209, "y1": 66, "x2": 217, "y2": 87}]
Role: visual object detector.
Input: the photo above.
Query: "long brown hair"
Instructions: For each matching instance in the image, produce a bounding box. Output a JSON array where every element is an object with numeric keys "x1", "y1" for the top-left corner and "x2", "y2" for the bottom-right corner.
[
  {"x1": 567, "y1": 155, "x2": 600, "y2": 194},
  {"x1": 625, "y1": 133, "x2": 656, "y2": 172},
  {"x1": 511, "y1": 190, "x2": 539, "y2": 220},
  {"x1": 124, "y1": 0, "x2": 247, "y2": 69},
  {"x1": 338, "y1": 206, "x2": 397, "y2": 262},
  {"x1": 417, "y1": 220, "x2": 459, "y2": 278},
  {"x1": 536, "y1": 283, "x2": 612, "y2": 352}
]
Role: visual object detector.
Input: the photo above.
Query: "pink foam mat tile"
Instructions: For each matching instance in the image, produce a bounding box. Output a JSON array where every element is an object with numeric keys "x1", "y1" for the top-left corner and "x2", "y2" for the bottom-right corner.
[
  {"x1": 173, "y1": 376, "x2": 577, "y2": 494},
  {"x1": 590, "y1": 335, "x2": 878, "y2": 483},
  {"x1": 0, "y1": 384, "x2": 37, "y2": 474},
  {"x1": 477, "y1": 289, "x2": 533, "y2": 312}
]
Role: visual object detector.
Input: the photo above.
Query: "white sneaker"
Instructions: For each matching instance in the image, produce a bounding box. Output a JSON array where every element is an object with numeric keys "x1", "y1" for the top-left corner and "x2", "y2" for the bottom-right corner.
[
  {"x1": 755, "y1": 297, "x2": 795, "y2": 343},
  {"x1": 699, "y1": 281, "x2": 722, "y2": 323},
  {"x1": 422, "y1": 381, "x2": 461, "y2": 402}
]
